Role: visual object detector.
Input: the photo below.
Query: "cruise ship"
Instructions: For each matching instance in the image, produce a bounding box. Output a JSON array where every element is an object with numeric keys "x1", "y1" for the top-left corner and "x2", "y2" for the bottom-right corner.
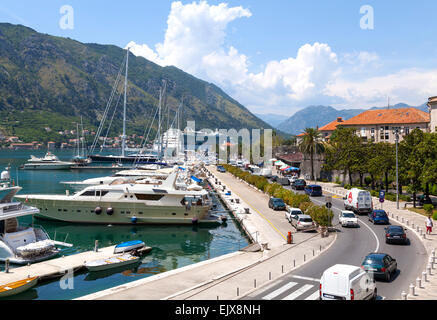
[{"x1": 15, "y1": 171, "x2": 217, "y2": 225}]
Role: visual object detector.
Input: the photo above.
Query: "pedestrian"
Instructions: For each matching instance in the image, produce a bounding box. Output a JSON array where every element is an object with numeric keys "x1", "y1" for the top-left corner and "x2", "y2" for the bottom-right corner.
[{"x1": 426, "y1": 215, "x2": 433, "y2": 235}]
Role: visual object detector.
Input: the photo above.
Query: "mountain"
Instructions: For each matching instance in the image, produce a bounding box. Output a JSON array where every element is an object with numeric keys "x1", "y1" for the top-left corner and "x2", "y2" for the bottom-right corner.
[
  {"x1": 277, "y1": 103, "x2": 429, "y2": 135},
  {"x1": 254, "y1": 113, "x2": 287, "y2": 127},
  {"x1": 0, "y1": 23, "x2": 272, "y2": 143}
]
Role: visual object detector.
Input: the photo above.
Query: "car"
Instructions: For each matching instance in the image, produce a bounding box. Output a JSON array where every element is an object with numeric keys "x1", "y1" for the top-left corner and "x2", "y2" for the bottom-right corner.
[
  {"x1": 361, "y1": 253, "x2": 397, "y2": 282},
  {"x1": 268, "y1": 198, "x2": 286, "y2": 211},
  {"x1": 320, "y1": 264, "x2": 377, "y2": 300},
  {"x1": 292, "y1": 179, "x2": 306, "y2": 191},
  {"x1": 368, "y1": 210, "x2": 389, "y2": 225},
  {"x1": 277, "y1": 177, "x2": 290, "y2": 186},
  {"x1": 339, "y1": 211, "x2": 359, "y2": 227},
  {"x1": 217, "y1": 165, "x2": 226, "y2": 173},
  {"x1": 343, "y1": 188, "x2": 373, "y2": 215},
  {"x1": 288, "y1": 175, "x2": 299, "y2": 184},
  {"x1": 285, "y1": 207, "x2": 303, "y2": 223},
  {"x1": 270, "y1": 175, "x2": 279, "y2": 182},
  {"x1": 291, "y1": 214, "x2": 316, "y2": 231},
  {"x1": 304, "y1": 185, "x2": 323, "y2": 197},
  {"x1": 385, "y1": 225, "x2": 408, "y2": 244}
]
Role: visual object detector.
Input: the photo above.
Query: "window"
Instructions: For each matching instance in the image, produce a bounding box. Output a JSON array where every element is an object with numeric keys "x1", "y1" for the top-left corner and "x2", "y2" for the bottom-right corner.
[
  {"x1": 135, "y1": 194, "x2": 165, "y2": 201},
  {"x1": 385, "y1": 132, "x2": 389, "y2": 140},
  {"x1": 360, "y1": 128, "x2": 366, "y2": 137},
  {"x1": 405, "y1": 127, "x2": 410, "y2": 135}
]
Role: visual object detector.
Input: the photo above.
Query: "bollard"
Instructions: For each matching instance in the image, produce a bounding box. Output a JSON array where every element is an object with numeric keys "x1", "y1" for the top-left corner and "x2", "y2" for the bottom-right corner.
[
  {"x1": 94, "y1": 240, "x2": 99, "y2": 252},
  {"x1": 237, "y1": 287, "x2": 239, "y2": 297},
  {"x1": 402, "y1": 217, "x2": 404, "y2": 223},
  {"x1": 304, "y1": 254, "x2": 306, "y2": 262},
  {"x1": 422, "y1": 271, "x2": 428, "y2": 283},
  {"x1": 409, "y1": 283, "x2": 415, "y2": 297},
  {"x1": 282, "y1": 265, "x2": 284, "y2": 273},
  {"x1": 401, "y1": 291, "x2": 407, "y2": 300},
  {"x1": 427, "y1": 265, "x2": 432, "y2": 276},
  {"x1": 313, "y1": 249, "x2": 315, "y2": 257},
  {"x1": 269, "y1": 272, "x2": 272, "y2": 280},
  {"x1": 4, "y1": 259, "x2": 9, "y2": 273},
  {"x1": 287, "y1": 232, "x2": 292, "y2": 244},
  {"x1": 417, "y1": 226, "x2": 420, "y2": 232},
  {"x1": 412, "y1": 222, "x2": 415, "y2": 229},
  {"x1": 416, "y1": 277, "x2": 422, "y2": 289},
  {"x1": 430, "y1": 257, "x2": 435, "y2": 269},
  {"x1": 254, "y1": 279, "x2": 257, "y2": 288},
  {"x1": 406, "y1": 219, "x2": 409, "y2": 226}
]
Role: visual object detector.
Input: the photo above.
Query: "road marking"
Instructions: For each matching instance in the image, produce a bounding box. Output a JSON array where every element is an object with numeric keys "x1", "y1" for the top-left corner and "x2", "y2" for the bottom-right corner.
[
  {"x1": 292, "y1": 275, "x2": 320, "y2": 282},
  {"x1": 305, "y1": 291, "x2": 320, "y2": 300},
  {"x1": 359, "y1": 218, "x2": 380, "y2": 252},
  {"x1": 282, "y1": 284, "x2": 314, "y2": 300},
  {"x1": 262, "y1": 282, "x2": 298, "y2": 300}
]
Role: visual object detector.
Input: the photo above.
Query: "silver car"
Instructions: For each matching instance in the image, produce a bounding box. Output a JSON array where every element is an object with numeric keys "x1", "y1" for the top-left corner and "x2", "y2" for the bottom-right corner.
[{"x1": 291, "y1": 214, "x2": 316, "y2": 231}]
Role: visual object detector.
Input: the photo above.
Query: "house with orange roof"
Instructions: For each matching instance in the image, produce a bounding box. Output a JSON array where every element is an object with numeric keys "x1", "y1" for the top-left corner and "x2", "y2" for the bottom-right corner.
[
  {"x1": 338, "y1": 107, "x2": 430, "y2": 143},
  {"x1": 318, "y1": 117, "x2": 345, "y2": 141}
]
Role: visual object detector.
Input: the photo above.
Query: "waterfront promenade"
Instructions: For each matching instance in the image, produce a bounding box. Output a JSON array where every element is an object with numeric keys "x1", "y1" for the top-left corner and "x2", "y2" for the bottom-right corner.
[{"x1": 78, "y1": 167, "x2": 336, "y2": 300}]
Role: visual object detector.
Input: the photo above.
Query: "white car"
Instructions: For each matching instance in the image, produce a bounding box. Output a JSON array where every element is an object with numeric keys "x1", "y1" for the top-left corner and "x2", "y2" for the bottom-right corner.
[
  {"x1": 339, "y1": 211, "x2": 359, "y2": 227},
  {"x1": 285, "y1": 207, "x2": 303, "y2": 223},
  {"x1": 291, "y1": 214, "x2": 316, "y2": 231},
  {"x1": 320, "y1": 264, "x2": 377, "y2": 300},
  {"x1": 288, "y1": 175, "x2": 299, "y2": 184}
]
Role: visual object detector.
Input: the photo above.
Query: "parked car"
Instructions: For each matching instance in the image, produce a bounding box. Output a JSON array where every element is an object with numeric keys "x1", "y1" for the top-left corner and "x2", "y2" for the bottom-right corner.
[
  {"x1": 291, "y1": 214, "x2": 316, "y2": 231},
  {"x1": 288, "y1": 175, "x2": 299, "y2": 184},
  {"x1": 217, "y1": 165, "x2": 226, "y2": 173},
  {"x1": 268, "y1": 198, "x2": 286, "y2": 211},
  {"x1": 292, "y1": 179, "x2": 307, "y2": 191},
  {"x1": 285, "y1": 207, "x2": 303, "y2": 223},
  {"x1": 385, "y1": 225, "x2": 408, "y2": 245},
  {"x1": 270, "y1": 175, "x2": 279, "y2": 182},
  {"x1": 361, "y1": 253, "x2": 397, "y2": 282},
  {"x1": 277, "y1": 177, "x2": 290, "y2": 186},
  {"x1": 320, "y1": 264, "x2": 377, "y2": 300},
  {"x1": 368, "y1": 210, "x2": 389, "y2": 225},
  {"x1": 339, "y1": 211, "x2": 359, "y2": 228},
  {"x1": 343, "y1": 188, "x2": 373, "y2": 215},
  {"x1": 304, "y1": 185, "x2": 323, "y2": 197}
]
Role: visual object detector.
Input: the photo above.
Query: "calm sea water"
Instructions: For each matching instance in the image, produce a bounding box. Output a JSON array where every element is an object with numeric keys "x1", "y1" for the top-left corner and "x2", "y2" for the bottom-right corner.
[{"x1": 0, "y1": 149, "x2": 249, "y2": 300}]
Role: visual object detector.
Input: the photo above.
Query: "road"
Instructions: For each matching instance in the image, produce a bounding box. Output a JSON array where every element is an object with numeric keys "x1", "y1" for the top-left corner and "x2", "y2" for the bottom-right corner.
[{"x1": 244, "y1": 181, "x2": 428, "y2": 300}]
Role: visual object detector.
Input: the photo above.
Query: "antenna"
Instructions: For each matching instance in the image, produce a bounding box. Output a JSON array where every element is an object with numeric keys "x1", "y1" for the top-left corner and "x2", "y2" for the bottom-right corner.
[{"x1": 388, "y1": 97, "x2": 390, "y2": 109}]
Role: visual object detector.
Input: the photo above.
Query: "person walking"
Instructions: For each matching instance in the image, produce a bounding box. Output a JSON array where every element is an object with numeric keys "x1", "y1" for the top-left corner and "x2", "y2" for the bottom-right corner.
[{"x1": 426, "y1": 215, "x2": 433, "y2": 235}]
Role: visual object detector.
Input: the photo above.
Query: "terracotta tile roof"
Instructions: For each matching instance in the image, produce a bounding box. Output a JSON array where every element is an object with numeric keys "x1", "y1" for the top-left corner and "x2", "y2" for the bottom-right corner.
[
  {"x1": 277, "y1": 153, "x2": 303, "y2": 162},
  {"x1": 340, "y1": 108, "x2": 429, "y2": 126},
  {"x1": 319, "y1": 117, "x2": 344, "y2": 132},
  {"x1": 297, "y1": 133, "x2": 306, "y2": 137}
]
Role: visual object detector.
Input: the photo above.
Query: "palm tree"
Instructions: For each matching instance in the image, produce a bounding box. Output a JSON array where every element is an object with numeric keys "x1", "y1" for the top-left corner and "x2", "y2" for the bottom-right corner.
[{"x1": 299, "y1": 128, "x2": 325, "y2": 181}]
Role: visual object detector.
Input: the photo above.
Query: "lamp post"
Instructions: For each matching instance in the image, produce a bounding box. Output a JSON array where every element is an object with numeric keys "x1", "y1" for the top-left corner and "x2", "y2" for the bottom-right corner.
[{"x1": 393, "y1": 127, "x2": 403, "y2": 210}]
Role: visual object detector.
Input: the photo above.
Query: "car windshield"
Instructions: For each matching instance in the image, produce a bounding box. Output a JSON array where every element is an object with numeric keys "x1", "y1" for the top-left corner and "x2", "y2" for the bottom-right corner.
[
  {"x1": 374, "y1": 211, "x2": 387, "y2": 217},
  {"x1": 273, "y1": 199, "x2": 284, "y2": 204},
  {"x1": 300, "y1": 218, "x2": 313, "y2": 223},
  {"x1": 312, "y1": 186, "x2": 322, "y2": 191},
  {"x1": 295, "y1": 180, "x2": 305, "y2": 184},
  {"x1": 363, "y1": 255, "x2": 384, "y2": 265},
  {"x1": 343, "y1": 213, "x2": 355, "y2": 218},
  {"x1": 389, "y1": 226, "x2": 403, "y2": 232},
  {"x1": 291, "y1": 211, "x2": 302, "y2": 215}
]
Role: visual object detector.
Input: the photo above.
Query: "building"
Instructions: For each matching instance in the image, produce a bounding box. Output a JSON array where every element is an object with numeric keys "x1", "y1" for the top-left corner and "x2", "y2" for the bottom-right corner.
[
  {"x1": 428, "y1": 96, "x2": 437, "y2": 133},
  {"x1": 338, "y1": 108, "x2": 429, "y2": 143},
  {"x1": 318, "y1": 117, "x2": 345, "y2": 141},
  {"x1": 10, "y1": 143, "x2": 37, "y2": 150},
  {"x1": 47, "y1": 141, "x2": 56, "y2": 150}
]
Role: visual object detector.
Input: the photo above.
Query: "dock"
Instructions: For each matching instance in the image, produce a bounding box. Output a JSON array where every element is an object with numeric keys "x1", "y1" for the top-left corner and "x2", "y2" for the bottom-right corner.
[
  {"x1": 0, "y1": 245, "x2": 116, "y2": 286},
  {"x1": 69, "y1": 166, "x2": 136, "y2": 170}
]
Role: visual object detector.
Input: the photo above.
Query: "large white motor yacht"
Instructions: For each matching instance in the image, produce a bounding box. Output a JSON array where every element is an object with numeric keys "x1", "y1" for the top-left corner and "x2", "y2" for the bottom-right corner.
[
  {"x1": 16, "y1": 170, "x2": 217, "y2": 225},
  {"x1": 23, "y1": 152, "x2": 74, "y2": 170}
]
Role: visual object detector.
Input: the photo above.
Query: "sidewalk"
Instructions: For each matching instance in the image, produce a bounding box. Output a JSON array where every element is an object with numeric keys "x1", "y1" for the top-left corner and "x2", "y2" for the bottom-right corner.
[
  {"x1": 77, "y1": 168, "x2": 336, "y2": 300},
  {"x1": 315, "y1": 181, "x2": 437, "y2": 300}
]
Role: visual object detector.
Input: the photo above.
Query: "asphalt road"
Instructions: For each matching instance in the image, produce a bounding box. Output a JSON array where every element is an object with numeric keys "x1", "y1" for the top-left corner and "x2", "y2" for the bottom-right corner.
[{"x1": 244, "y1": 182, "x2": 428, "y2": 300}]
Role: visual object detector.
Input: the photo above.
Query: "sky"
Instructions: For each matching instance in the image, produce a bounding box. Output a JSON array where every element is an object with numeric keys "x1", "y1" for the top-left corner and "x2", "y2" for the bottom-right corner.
[{"x1": 1, "y1": 0, "x2": 437, "y2": 116}]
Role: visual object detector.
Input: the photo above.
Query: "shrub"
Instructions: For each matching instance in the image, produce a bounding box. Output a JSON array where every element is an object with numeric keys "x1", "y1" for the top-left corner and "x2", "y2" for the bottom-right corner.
[
  {"x1": 307, "y1": 205, "x2": 334, "y2": 227},
  {"x1": 344, "y1": 184, "x2": 352, "y2": 190},
  {"x1": 364, "y1": 176, "x2": 372, "y2": 187},
  {"x1": 424, "y1": 204, "x2": 434, "y2": 217},
  {"x1": 299, "y1": 202, "x2": 313, "y2": 213},
  {"x1": 433, "y1": 211, "x2": 437, "y2": 221},
  {"x1": 335, "y1": 177, "x2": 341, "y2": 185}
]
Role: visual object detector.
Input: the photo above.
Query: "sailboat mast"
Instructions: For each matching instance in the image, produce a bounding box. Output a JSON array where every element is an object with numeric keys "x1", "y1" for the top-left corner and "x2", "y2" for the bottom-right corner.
[{"x1": 122, "y1": 48, "x2": 129, "y2": 158}]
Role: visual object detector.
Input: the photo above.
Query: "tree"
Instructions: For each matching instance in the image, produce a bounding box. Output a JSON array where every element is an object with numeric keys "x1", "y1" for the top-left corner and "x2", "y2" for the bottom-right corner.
[
  {"x1": 299, "y1": 128, "x2": 325, "y2": 181},
  {"x1": 418, "y1": 132, "x2": 437, "y2": 203}
]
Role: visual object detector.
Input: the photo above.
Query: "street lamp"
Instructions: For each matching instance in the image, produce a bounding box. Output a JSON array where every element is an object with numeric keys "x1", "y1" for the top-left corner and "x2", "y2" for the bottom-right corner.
[{"x1": 392, "y1": 127, "x2": 404, "y2": 209}]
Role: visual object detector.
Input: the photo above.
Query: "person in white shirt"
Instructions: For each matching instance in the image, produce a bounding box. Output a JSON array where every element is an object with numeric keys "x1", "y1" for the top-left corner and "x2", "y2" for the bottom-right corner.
[{"x1": 426, "y1": 215, "x2": 433, "y2": 235}]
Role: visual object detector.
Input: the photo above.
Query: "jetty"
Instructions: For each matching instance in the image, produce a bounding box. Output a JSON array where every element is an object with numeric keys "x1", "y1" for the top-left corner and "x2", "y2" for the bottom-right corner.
[{"x1": 0, "y1": 245, "x2": 116, "y2": 286}]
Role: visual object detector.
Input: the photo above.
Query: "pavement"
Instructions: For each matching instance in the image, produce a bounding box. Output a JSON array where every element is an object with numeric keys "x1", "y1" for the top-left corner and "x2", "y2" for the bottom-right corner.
[
  {"x1": 77, "y1": 167, "x2": 336, "y2": 300},
  {"x1": 314, "y1": 180, "x2": 437, "y2": 300}
]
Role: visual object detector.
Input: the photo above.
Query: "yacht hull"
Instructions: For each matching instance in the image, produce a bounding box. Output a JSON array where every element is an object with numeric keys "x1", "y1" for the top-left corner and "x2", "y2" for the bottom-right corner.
[
  {"x1": 22, "y1": 198, "x2": 212, "y2": 225},
  {"x1": 23, "y1": 163, "x2": 73, "y2": 170}
]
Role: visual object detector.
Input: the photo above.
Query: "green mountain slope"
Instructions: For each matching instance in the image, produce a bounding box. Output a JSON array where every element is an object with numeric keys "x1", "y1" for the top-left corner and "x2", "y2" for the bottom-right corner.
[{"x1": 0, "y1": 23, "x2": 271, "y2": 143}]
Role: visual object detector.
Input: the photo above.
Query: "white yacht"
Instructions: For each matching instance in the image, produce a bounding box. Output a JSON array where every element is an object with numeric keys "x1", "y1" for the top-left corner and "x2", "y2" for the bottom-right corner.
[
  {"x1": 16, "y1": 171, "x2": 217, "y2": 225},
  {"x1": 0, "y1": 184, "x2": 72, "y2": 264},
  {"x1": 23, "y1": 152, "x2": 74, "y2": 170}
]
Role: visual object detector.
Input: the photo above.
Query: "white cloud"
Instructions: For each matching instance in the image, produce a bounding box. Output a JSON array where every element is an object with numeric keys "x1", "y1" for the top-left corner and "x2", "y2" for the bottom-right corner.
[{"x1": 127, "y1": 1, "x2": 437, "y2": 116}]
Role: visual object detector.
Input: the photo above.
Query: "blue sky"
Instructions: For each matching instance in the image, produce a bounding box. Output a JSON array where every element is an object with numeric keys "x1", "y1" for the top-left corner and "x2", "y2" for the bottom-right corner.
[{"x1": 1, "y1": 1, "x2": 437, "y2": 116}]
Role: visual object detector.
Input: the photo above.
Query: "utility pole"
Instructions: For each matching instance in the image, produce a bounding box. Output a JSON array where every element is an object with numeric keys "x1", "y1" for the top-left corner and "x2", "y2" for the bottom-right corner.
[
  {"x1": 393, "y1": 127, "x2": 403, "y2": 209},
  {"x1": 122, "y1": 48, "x2": 129, "y2": 158}
]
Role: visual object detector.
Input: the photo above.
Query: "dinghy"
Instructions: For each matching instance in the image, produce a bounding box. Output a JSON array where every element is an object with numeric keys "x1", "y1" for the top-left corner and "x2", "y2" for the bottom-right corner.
[
  {"x1": 85, "y1": 254, "x2": 140, "y2": 272},
  {"x1": 113, "y1": 240, "x2": 145, "y2": 254},
  {"x1": 0, "y1": 276, "x2": 38, "y2": 298}
]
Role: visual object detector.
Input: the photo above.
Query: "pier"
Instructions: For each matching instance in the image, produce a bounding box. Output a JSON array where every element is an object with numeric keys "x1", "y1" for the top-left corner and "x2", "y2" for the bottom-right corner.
[
  {"x1": 77, "y1": 165, "x2": 336, "y2": 300},
  {"x1": 0, "y1": 245, "x2": 116, "y2": 286}
]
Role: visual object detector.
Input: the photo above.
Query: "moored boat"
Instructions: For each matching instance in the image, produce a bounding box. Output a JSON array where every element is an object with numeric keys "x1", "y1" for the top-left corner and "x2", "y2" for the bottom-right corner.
[
  {"x1": 22, "y1": 152, "x2": 74, "y2": 170},
  {"x1": 85, "y1": 254, "x2": 140, "y2": 272},
  {"x1": 0, "y1": 276, "x2": 38, "y2": 298},
  {"x1": 113, "y1": 240, "x2": 145, "y2": 254}
]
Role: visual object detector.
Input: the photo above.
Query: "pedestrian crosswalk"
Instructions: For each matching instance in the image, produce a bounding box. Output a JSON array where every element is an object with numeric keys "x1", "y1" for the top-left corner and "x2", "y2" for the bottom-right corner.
[{"x1": 259, "y1": 276, "x2": 320, "y2": 301}]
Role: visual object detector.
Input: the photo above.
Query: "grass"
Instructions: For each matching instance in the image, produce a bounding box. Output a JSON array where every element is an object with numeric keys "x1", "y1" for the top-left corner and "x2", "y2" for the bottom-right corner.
[{"x1": 407, "y1": 207, "x2": 437, "y2": 217}]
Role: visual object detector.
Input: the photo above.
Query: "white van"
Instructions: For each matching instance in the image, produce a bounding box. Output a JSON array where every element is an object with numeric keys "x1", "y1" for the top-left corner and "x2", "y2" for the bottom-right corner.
[
  {"x1": 344, "y1": 188, "x2": 373, "y2": 215},
  {"x1": 320, "y1": 264, "x2": 377, "y2": 300}
]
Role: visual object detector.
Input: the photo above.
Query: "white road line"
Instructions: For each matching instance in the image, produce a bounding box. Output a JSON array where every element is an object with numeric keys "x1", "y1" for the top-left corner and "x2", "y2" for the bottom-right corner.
[
  {"x1": 262, "y1": 282, "x2": 298, "y2": 300},
  {"x1": 304, "y1": 291, "x2": 320, "y2": 300},
  {"x1": 282, "y1": 284, "x2": 314, "y2": 300},
  {"x1": 359, "y1": 218, "x2": 380, "y2": 252},
  {"x1": 292, "y1": 275, "x2": 320, "y2": 282}
]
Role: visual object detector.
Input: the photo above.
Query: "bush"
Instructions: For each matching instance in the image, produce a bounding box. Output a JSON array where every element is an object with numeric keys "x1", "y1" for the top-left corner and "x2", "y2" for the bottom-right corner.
[
  {"x1": 307, "y1": 205, "x2": 334, "y2": 227},
  {"x1": 299, "y1": 202, "x2": 313, "y2": 213},
  {"x1": 344, "y1": 184, "x2": 352, "y2": 190},
  {"x1": 335, "y1": 177, "x2": 341, "y2": 185},
  {"x1": 424, "y1": 204, "x2": 434, "y2": 217},
  {"x1": 433, "y1": 211, "x2": 437, "y2": 221},
  {"x1": 364, "y1": 176, "x2": 372, "y2": 187}
]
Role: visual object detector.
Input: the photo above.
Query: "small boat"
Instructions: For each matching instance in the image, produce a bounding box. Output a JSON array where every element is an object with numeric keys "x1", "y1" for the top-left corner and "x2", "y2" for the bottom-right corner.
[
  {"x1": 0, "y1": 276, "x2": 38, "y2": 298},
  {"x1": 113, "y1": 240, "x2": 145, "y2": 254},
  {"x1": 22, "y1": 152, "x2": 74, "y2": 170},
  {"x1": 85, "y1": 254, "x2": 140, "y2": 272}
]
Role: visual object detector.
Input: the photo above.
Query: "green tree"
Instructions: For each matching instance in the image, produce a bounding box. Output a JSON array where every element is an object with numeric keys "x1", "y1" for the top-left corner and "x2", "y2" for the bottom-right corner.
[{"x1": 298, "y1": 128, "x2": 325, "y2": 181}]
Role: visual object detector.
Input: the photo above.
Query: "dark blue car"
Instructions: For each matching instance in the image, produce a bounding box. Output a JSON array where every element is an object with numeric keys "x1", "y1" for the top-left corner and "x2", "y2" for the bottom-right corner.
[
  {"x1": 304, "y1": 185, "x2": 323, "y2": 197},
  {"x1": 368, "y1": 210, "x2": 389, "y2": 225},
  {"x1": 217, "y1": 165, "x2": 226, "y2": 173}
]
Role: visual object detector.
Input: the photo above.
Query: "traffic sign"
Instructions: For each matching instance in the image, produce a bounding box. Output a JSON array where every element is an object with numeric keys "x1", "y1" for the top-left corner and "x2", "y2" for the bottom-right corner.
[
  {"x1": 326, "y1": 202, "x2": 332, "y2": 209},
  {"x1": 379, "y1": 190, "x2": 385, "y2": 203}
]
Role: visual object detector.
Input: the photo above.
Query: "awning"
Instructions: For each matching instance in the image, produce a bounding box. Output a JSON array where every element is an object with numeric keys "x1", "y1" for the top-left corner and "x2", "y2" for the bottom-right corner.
[
  {"x1": 191, "y1": 176, "x2": 202, "y2": 183},
  {"x1": 285, "y1": 167, "x2": 300, "y2": 172}
]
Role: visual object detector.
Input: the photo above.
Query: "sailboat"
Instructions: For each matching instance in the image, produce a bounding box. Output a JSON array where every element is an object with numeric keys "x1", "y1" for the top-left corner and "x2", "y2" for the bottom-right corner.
[
  {"x1": 88, "y1": 48, "x2": 161, "y2": 165},
  {"x1": 72, "y1": 117, "x2": 92, "y2": 166}
]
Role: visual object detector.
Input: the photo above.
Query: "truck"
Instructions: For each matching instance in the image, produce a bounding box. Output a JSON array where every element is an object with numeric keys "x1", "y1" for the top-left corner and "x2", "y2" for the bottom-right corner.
[{"x1": 343, "y1": 188, "x2": 373, "y2": 215}]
